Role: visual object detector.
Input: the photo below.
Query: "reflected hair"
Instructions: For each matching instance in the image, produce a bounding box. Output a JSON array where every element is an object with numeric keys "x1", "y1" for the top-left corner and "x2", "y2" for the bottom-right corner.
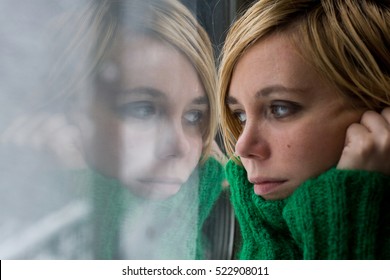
[
  {"x1": 57, "y1": 0, "x2": 217, "y2": 162},
  {"x1": 218, "y1": 0, "x2": 390, "y2": 159},
  {"x1": 93, "y1": 0, "x2": 217, "y2": 162}
]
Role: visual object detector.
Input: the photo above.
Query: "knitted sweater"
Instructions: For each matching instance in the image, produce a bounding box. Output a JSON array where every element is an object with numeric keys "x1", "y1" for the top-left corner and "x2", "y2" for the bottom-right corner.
[
  {"x1": 73, "y1": 157, "x2": 224, "y2": 259},
  {"x1": 226, "y1": 160, "x2": 390, "y2": 259}
]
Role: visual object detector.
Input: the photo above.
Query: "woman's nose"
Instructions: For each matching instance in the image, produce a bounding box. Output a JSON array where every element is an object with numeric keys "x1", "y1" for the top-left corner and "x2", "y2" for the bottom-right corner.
[
  {"x1": 155, "y1": 120, "x2": 190, "y2": 159},
  {"x1": 234, "y1": 121, "x2": 270, "y2": 160}
]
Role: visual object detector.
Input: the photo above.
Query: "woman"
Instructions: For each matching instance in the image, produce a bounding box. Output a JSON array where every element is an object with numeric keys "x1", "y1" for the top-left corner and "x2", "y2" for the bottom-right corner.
[
  {"x1": 218, "y1": 0, "x2": 390, "y2": 259},
  {"x1": 71, "y1": 0, "x2": 229, "y2": 259},
  {"x1": 1, "y1": 0, "x2": 228, "y2": 259}
]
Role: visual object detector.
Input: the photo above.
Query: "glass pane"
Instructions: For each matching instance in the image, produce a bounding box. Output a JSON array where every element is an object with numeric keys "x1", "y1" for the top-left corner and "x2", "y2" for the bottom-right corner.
[{"x1": 0, "y1": 0, "x2": 236, "y2": 260}]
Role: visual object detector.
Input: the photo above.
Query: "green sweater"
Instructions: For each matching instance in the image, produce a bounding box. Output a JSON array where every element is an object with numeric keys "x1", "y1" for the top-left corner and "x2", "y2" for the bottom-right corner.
[
  {"x1": 226, "y1": 160, "x2": 390, "y2": 259},
  {"x1": 74, "y1": 157, "x2": 224, "y2": 259}
]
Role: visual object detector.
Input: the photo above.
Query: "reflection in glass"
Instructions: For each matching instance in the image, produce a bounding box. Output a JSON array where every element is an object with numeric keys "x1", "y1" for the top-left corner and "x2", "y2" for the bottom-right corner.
[{"x1": 0, "y1": 0, "x2": 234, "y2": 259}]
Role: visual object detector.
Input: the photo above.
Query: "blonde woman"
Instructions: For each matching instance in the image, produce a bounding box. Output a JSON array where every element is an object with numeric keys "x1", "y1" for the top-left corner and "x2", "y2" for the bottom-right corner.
[
  {"x1": 1, "y1": 0, "x2": 228, "y2": 259},
  {"x1": 219, "y1": 0, "x2": 390, "y2": 259},
  {"x1": 74, "y1": 0, "x2": 228, "y2": 259}
]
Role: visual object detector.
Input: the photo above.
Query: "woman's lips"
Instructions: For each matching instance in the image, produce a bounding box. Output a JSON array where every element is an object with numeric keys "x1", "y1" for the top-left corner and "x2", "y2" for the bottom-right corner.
[
  {"x1": 249, "y1": 178, "x2": 287, "y2": 196},
  {"x1": 135, "y1": 178, "x2": 184, "y2": 199}
]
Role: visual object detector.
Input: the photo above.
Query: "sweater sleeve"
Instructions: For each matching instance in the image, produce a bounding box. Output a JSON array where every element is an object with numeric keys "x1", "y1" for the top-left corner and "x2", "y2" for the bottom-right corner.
[{"x1": 283, "y1": 168, "x2": 390, "y2": 259}]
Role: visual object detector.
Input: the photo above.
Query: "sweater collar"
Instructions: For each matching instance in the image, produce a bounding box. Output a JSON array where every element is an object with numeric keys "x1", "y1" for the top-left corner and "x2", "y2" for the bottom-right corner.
[{"x1": 225, "y1": 159, "x2": 288, "y2": 231}]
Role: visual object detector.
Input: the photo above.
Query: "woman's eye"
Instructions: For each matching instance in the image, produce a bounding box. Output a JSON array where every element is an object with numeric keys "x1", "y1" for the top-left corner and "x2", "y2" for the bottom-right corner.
[
  {"x1": 117, "y1": 101, "x2": 156, "y2": 120},
  {"x1": 234, "y1": 111, "x2": 247, "y2": 125},
  {"x1": 270, "y1": 102, "x2": 301, "y2": 119},
  {"x1": 270, "y1": 105, "x2": 290, "y2": 118},
  {"x1": 183, "y1": 110, "x2": 204, "y2": 125}
]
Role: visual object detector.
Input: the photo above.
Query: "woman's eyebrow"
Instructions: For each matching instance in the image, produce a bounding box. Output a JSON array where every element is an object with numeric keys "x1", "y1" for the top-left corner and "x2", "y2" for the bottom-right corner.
[
  {"x1": 226, "y1": 85, "x2": 306, "y2": 104},
  {"x1": 112, "y1": 87, "x2": 164, "y2": 106},
  {"x1": 226, "y1": 96, "x2": 238, "y2": 105},
  {"x1": 123, "y1": 87, "x2": 164, "y2": 98},
  {"x1": 114, "y1": 87, "x2": 164, "y2": 104},
  {"x1": 192, "y1": 96, "x2": 208, "y2": 105},
  {"x1": 256, "y1": 85, "x2": 306, "y2": 98}
]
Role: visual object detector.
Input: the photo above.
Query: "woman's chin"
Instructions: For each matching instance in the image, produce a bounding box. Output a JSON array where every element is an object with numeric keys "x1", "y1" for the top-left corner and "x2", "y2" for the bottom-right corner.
[{"x1": 129, "y1": 181, "x2": 183, "y2": 200}]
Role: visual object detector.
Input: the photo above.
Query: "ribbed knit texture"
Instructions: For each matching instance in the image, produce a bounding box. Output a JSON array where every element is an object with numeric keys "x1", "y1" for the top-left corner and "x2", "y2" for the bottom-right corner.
[
  {"x1": 226, "y1": 160, "x2": 390, "y2": 259},
  {"x1": 72, "y1": 156, "x2": 224, "y2": 259}
]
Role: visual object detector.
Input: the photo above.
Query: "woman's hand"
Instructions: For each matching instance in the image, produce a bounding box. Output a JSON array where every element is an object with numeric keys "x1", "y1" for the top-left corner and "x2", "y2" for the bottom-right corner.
[
  {"x1": 337, "y1": 107, "x2": 390, "y2": 175},
  {"x1": 1, "y1": 113, "x2": 86, "y2": 169}
]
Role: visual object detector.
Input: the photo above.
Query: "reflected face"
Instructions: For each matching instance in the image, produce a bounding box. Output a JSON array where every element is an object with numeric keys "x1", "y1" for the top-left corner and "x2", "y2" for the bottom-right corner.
[
  {"x1": 81, "y1": 36, "x2": 206, "y2": 199},
  {"x1": 228, "y1": 34, "x2": 363, "y2": 200}
]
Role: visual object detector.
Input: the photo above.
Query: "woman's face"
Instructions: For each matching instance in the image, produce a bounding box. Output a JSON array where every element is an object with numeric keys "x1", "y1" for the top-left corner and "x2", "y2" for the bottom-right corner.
[
  {"x1": 228, "y1": 33, "x2": 363, "y2": 200},
  {"x1": 80, "y1": 36, "x2": 206, "y2": 199}
]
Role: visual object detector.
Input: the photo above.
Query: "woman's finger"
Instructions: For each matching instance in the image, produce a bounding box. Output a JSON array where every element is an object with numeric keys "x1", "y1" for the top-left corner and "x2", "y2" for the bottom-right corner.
[
  {"x1": 381, "y1": 107, "x2": 390, "y2": 124},
  {"x1": 360, "y1": 110, "x2": 389, "y2": 134}
]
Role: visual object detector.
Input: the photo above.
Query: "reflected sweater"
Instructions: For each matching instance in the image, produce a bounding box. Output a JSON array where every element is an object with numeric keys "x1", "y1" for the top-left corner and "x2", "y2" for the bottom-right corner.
[
  {"x1": 226, "y1": 160, "x2": 390, "y2": 259},
  {"x1": 76, "y1": 157, "x2": 225, "y2": 259}
]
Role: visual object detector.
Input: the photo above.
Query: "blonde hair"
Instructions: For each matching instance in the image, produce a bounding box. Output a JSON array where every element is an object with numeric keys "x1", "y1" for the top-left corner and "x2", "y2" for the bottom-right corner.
[
  {"x1": 94, "y1": 0, "x2": 217, "y2": 162},
  {"x1": 218, "y1": 0, "x2": 390, "y2": 158},
  {"x1": 52, "y1": 0, "x2": 217, "y2": 162}
]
